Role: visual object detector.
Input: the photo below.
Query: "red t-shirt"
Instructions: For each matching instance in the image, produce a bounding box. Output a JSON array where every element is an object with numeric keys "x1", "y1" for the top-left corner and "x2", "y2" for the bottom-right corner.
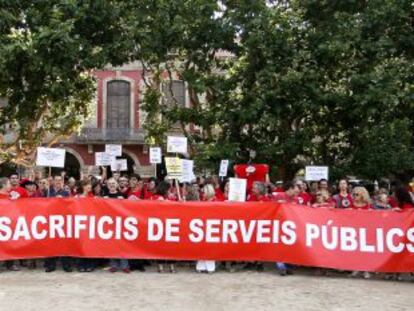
[
  {"x1": 128, "y1": 187, "x2": 143, "y2": 199},
  {"x1": 296, "y1": 192, "x2": 312, "y2": 205},
  {"x1": 272, "y1": 192, "x2": 295, "y2": 203},
  {"x1": 215, "y1": 188, "x2": 225, "y2": 201},
  {"x1": 8, "y1": 186, "x2": 29, "y2": 199},
  {"x1": 234, "y1": 164, "x2": 269, "y2": 191},
  {"x1": 332, "y1": 193, "x2": 353, "y2": 209},
  {"x1": 143, "y1": 188, "x2": 156, "y2": 200},
  {"x1": 388, "y1": 196, "x2": 399, "y2": 208},
  {"x1": 0, "y1": 193, "x2": 9, "y2": 199}
]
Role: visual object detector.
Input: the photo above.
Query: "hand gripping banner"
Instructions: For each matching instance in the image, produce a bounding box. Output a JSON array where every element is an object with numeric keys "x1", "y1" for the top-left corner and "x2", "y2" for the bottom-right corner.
[{"x1": 0, "y1": 198, "x2": 413, "y2": 272}]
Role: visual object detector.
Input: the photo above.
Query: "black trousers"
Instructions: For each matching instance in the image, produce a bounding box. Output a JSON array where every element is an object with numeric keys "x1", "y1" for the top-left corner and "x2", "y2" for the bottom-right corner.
[{"x1": 44, "y1": 257, "x2": 73, "y2": 270}]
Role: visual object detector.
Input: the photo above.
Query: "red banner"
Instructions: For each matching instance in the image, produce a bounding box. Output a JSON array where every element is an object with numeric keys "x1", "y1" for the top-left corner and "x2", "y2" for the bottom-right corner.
[{"x1": 0, "y1": 198, "x2": 413, "y2": 272}]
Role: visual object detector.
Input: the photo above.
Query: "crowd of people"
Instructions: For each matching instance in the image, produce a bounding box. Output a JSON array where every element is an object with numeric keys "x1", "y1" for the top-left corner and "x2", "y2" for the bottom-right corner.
[{"x1": 0, "y1": 169, "x2": 413, "y2": 281}]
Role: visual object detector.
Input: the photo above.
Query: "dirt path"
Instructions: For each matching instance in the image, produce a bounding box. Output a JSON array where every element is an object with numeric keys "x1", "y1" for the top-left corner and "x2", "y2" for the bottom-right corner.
[{"x1": 0, "y1": 265, "x2": 413, "y2": 311}]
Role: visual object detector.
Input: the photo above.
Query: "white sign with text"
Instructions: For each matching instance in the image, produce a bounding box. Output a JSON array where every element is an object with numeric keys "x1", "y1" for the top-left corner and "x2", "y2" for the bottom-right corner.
[{"x1": 36, "y1": 147, "x2": 66, "y2": 168}]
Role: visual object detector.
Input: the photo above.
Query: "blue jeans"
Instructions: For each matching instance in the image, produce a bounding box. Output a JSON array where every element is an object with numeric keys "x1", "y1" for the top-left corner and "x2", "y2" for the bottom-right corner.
[{"x1": 110, "y1": 259, "x2": 129, "y2": 270}]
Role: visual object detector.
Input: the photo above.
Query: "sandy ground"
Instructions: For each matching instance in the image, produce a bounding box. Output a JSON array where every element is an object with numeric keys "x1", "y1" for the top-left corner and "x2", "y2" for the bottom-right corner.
[{"x1": 0, "y1": 263, "x2": 413, "y2": 311}]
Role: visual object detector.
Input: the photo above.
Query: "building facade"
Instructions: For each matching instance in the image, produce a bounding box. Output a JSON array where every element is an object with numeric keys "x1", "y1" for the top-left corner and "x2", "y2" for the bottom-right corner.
[{"x1": 53, "y1": 62, "x2": 186, "y2": 179}]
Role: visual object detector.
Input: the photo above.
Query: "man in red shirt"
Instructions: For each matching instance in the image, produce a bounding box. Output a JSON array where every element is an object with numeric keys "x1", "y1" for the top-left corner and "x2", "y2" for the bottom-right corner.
[
  {"x1": 127, "y1": 174, "x2": 144, "y2": 199},
  {"x1": 8, "y1": 173, "x2": 28, "y2": 199}
]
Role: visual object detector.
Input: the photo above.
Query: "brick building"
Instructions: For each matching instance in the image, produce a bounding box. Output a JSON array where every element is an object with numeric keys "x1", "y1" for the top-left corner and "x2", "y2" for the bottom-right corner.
[{"x1": 51, "y1": 62, "x2": 187, "y2": 179}]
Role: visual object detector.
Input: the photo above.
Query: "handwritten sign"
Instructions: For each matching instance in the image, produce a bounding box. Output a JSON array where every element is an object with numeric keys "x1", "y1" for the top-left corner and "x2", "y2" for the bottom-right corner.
[
  {"x1": 228, "y1": 178, "x2": 247, "y2": 202},
  {"x1": 105, "y1": 144, "x2": 122, "y2": 157},
  {"x1": 180, "y1": 160, "x2": 195, "y2": 183},
  {"x1": 167, "y1": 136, "x2": 187, "y2": 154},
  {"x1": 111, "y1": 159, "x2": 128, "y2": 172},
  {"x1": 219, "y1": 160, "x2": 229, "y2": 177},
  {"x1": 305, "y1": 166, "x2": 329, "y2": 181},
  {"x1": 165, "y1": 157, "x2": 182, "y2": 178},
  {"x1": 149, "y1": 147, "x2": 162, "y2": 164},
  {"x1": 95, "y1": 152, "x2": 114, "y2": 166},
  {"x1": 36, "y1": 147, "x2": 66, "y2": 168}
]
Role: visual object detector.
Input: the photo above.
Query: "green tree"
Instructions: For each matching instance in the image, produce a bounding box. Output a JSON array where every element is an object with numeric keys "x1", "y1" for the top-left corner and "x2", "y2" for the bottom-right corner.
[{"x1": 0, "y1": 0, "x2": 128, "y2": 166}]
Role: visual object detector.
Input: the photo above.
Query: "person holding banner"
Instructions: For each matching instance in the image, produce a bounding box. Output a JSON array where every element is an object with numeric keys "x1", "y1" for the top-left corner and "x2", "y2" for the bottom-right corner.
[
  {"x1": 151, "y1": 181, "x2": 178, "y2": 273},
  {"x1": 103, "y1": 178, "x2": 130, "y2": 273},
  {"x1": 394, "y1": 186, "x2": 414, "y2": 210},
  {"x1": 247, "y1": 182, "x2": 271, "y2": 202},
  {"x1": 332, "y1": 179, "x2": 353, "y2": 209},
  {"x1": 127, "y1": 174, "x2": 144, "y2": 200},
  {"x1": 143, "y1": 177, "x2": 158, "y2": 200},
  {"x1": 196, "y1": 184, "x2": 217, "y2": 273},
  {"x1": 44, "y1": 176, "x2": 73, "y2": 273},
  {"x1": 350, "y1": 187, "x2": 372, "y2": 210},
  {"x1": 8, "y1": 173, "x2": 28, "y2": 199},
  {"x1": 272, "y1": 181, "x2": 298, "y2": 276}
]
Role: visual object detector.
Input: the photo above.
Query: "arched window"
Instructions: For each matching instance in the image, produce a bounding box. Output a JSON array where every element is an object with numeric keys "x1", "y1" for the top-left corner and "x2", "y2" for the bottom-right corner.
[{"x1": 107, "y1": 80, "x2": 131, "y2": 128}]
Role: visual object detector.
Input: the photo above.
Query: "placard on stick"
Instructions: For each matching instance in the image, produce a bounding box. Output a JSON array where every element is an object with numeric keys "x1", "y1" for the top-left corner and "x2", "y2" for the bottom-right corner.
[
  {"x1": 36, "y1": 147, "x2": 66, "y2": 168},
  {"x1": 149, "y1": 147, "x2": 162, "y2": 164},
  {"x1": 167, "y1": 136, "x2": 187, "y2": 154},
  {"x1": 228, "y1": 178, "x2": 247, "y2": 202},
  {"x1": 165, "y1": 157, "x2": 183, "y2": 178},
  {"x1": 305, "y1": 166, "x2": 329, "y2": 181}
]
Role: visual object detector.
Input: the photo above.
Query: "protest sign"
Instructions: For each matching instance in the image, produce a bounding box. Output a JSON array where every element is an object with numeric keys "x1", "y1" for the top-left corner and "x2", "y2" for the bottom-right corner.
[
  {"x1": 95, "y1": 152, "x2": 114, "y2": 166},
  {"x1": 219, "y1": 160, "x2": 229, "y2": 177},
  {"x1": 165, "y1": 157, "x2": 183, "y2": 178},
  {"x1": 105, "y1": 144, "x2": 122, "y2": 157},
  {"x1": 149, "y1": 147, "x2": 162, "y2": 164},
  {"x1": 305, "y1": 166, "x2": 329, "y2": 181},
  {"x1": 111, "y1": 159, "x2": 128, "y2": 172},
  {"x1": 36, "y1": 147, "x2": 66, "y2": 168},
  {"x1": 228, "y1": 178, "x2": 247, "y2": 202},
  {"x1": 180, "y1": 159, "x2": 195, "y2": 183},
  {"x1": 167, "y1": 136, "x2": 187, "y2": 154}
]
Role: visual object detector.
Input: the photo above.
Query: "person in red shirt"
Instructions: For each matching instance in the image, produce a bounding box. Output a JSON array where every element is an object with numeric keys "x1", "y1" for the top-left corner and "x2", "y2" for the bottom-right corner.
[
  {"x1": 118, "y1": 175, "x2": 130, "y2": 198},
  {"x1": 8, "y1": 173, "x2": 28, "y2": 199},
  {"x1": 312, "y1": 190, "x2": 335, "y2": 209},
  {"x1": 143, "y1": 177, "x2": 158, "y2": 200},
  {"x1": 272, "y1": 181, "x2": 299, "y2": 204},
  {"x1": 127, "y1": 174, "x2": 144, "y2": 200},
  {"x1": 394, "y1": 186, "x2": 414, "y2": 210},
  {"x1": 332, "y1": 179, "x2": 353, "y2": 209},
  {"x1": 351, "y1": 187, "x2": 373, "y2": 210},
  {"x1": 202, "y1": 184, "x2": 217, "y2": 202},
  {"x1": 0, "y1": 177, "x2": 11, "y2": 199},
  {"x1": 295, "y1": 180, "x2": 312, "y2": 206},
  {"x1": 247, "y1": 181, "x2": 271, "y2": 202}
]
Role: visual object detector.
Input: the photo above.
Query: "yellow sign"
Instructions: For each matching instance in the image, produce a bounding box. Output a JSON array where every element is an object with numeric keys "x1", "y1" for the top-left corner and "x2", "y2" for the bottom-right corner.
[{"x1": 165, "y1": 157, "x2": 182, "y2": 177}]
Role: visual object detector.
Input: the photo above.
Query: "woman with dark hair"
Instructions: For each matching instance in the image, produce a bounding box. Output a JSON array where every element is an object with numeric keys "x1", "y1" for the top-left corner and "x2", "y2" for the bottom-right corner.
[
  {"x1": 394, "y1": 186, "x2": 414, "y2": 210},
  {"x1": 151, "y1": 181, "x2": 177, "y2": 273}
]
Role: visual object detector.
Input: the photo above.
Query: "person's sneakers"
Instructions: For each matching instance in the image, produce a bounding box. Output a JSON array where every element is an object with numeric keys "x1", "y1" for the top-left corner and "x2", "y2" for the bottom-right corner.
[
  {"x1": 363, "y1": 272, "x2": 371, "y2": 279},
  {"x1": 349, "y1": 271, "x2": 360, "y2": 278},
  {"x1": 78, "y1": 268, "x2": 86, "y2": 273},
  {"x1": 86, "y1": 268, "x2": 94, "y2": 273},
  {"x1": 63, "y1": 267, "x2": 73, "y2": 273},
  {"x1": 286, "y1": 269, "x2": 294, "y2": 275},
  {"x1": 45, "y1": 267, "x2": 56, "y2": 273},
  {"x1": 109, "y1": 267, "x2": 118, "y2": 273},
  {"x1": 278, "y1": 269, "x2": 287, "y2": 276},
  {"x1": 122, "y1": 268, "x2": 131, "y2": 274}
]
